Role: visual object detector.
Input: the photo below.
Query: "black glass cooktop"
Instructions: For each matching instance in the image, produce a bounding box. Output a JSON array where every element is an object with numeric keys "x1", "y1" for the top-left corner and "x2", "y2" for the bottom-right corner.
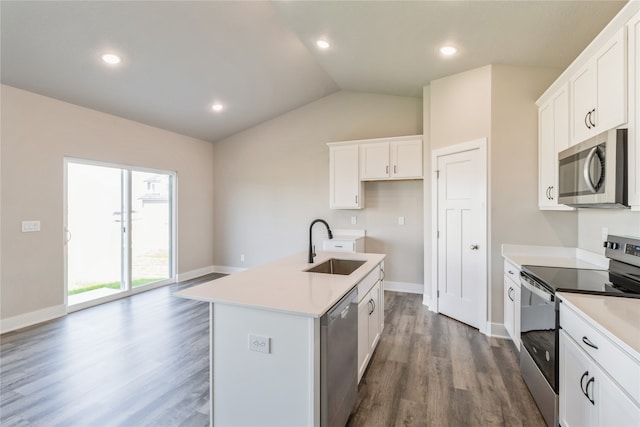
[{"x1": 522, "y1": 265, "x2": 640, "y2": 298}]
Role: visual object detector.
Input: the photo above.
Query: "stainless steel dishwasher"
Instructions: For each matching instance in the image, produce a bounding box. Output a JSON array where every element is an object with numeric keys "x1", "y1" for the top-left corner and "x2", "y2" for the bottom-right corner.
[{"x1": 321, "y1": 287, "x2": 358, "y2": 427}]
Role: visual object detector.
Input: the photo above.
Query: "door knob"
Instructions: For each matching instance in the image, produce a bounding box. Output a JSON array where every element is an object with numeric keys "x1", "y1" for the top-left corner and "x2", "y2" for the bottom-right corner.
[{"x1": 470, "y1": 244, "x2": 479, "y2": 250}]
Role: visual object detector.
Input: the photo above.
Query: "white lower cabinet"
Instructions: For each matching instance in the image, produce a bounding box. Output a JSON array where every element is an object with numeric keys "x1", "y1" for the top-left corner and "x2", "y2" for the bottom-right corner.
[
  {"x1": 560, "y1": 330, "x2": 640, "y2": 427},
  {"x1": 357, "y1": 263, "x2": 384, "y2": 382},
  {"x1": 503, "y1": 260, "x2": 521, "y2": 350},
  {"x1": 559, "y1": 302, "x2": 640, "y2": 427}
]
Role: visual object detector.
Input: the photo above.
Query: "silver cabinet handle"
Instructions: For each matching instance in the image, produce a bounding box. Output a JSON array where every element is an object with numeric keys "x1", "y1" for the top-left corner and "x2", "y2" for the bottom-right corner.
[
  {"x1": 507, "y1": 287, "x2": 514, "y2": 302},
  {"x1": 385, "y1": 165, "x2": 389, "y2": 174},
  {"x1": 394, "y1": 165, "x2": 397, "y2": 174},
  {"x1": 355, "y1": 195, "x2": 358, "y2": 204},
  {"x1": 470, "y1": 244, "x2": 479, "y2": 250}
]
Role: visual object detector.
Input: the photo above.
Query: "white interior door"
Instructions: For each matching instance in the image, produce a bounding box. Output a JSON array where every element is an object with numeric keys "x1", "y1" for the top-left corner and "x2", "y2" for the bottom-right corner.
[{"x1": 433, "y1": 140, "x2": 487, "y2": 331}]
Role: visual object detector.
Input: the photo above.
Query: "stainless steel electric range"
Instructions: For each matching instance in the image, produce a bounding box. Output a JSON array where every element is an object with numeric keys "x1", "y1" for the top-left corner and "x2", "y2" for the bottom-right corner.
[{"x1": 519, "y1": 234, "x2": 640, "y2": 427}]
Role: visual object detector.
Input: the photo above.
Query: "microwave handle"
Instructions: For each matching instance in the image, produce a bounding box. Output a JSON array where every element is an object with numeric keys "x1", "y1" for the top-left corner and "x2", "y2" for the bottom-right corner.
[{"x1": 583, "y1": 146, "x2": 602, "y2": 193}]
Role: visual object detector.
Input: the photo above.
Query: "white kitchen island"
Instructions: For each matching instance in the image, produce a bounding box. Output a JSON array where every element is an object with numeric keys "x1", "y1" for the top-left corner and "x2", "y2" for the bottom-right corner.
[{"x1": 175, "y1": 251, "x2": 386, "y2": 427}]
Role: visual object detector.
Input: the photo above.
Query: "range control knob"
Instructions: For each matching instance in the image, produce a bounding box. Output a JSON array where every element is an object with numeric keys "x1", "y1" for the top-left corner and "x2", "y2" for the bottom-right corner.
[{"x1": 604, "y1": 241, "x2": 620, "y2": 250}]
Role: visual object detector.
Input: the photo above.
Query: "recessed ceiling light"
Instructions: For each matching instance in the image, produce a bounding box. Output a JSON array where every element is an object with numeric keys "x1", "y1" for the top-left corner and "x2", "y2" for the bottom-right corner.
[
  {"x1": 439, "y1": 46, "x2": 458, "y2": 57},
  {"x1": 101, "y1": 53, "x2": 122, "y2": 65},
  {"x1": 211, "y1": 103, "x2": 224, "y2": 112},
  {"x1": 316, "y1": 40, "x2": 330, "y2": 49}
]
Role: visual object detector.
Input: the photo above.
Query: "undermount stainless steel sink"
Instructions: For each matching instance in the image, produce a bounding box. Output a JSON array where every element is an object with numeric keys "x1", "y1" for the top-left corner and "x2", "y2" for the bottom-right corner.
[{"x1": 305, "y1": 258, "x2": 366, "y2": 275}]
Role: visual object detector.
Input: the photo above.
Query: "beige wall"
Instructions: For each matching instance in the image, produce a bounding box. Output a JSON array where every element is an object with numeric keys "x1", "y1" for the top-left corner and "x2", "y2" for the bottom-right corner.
[
  {"x1": 212, "y1": 91, "x2": 424, "y2": 286},
  {"x1": 1, "y1": 85, "x2": 215, "y2": 320},
  {"x1": 430, "y1": 65, "x2": 492, "y2": 150},
  {"x1": 490, "y1": 65, "x2": 578, "y2": 322},
  {"x1": 577, "y1": 210, "x2": 640, "y2": 253},
  {"x1": 426, "y1": 65, "x2": 579, "y2": 327}
]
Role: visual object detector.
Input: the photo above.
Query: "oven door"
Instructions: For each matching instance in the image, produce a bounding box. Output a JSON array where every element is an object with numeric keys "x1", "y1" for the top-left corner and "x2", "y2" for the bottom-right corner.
[{"x1": 520, "y1": 274, "x2": 558, "y2": 392}]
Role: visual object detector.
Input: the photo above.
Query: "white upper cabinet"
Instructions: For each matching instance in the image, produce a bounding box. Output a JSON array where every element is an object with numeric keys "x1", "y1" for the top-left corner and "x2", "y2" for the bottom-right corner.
[
  {"x1": 329, "y1": 144, "x2": 363, "y2": 209},
  {"x1": 360, "y1": 136, "x2": 423, "y2": 180},
  {"x1": 360, "y1": 142, "x2": 390, "y2": 179},
  {"x1": 570, "y1": 27, "x2": 628, "y2": 145},
  {"x1": 629, "y1": 10, "x2": 640, "y2": 210},
  {"x1": 538, "y1": 84, "x2": 574, "y2": 210}
]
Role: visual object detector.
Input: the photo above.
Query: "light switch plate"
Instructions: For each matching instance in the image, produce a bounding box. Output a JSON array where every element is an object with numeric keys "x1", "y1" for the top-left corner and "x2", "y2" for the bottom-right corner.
[{"x1": 398, "y1": 216, "x2": 405, "y2": 225}]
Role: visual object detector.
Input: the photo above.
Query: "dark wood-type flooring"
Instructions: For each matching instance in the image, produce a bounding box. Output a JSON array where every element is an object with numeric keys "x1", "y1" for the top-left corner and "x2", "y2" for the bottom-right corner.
[{"x1": 1, "y1": 275, "x2": 545, "y2": 426}]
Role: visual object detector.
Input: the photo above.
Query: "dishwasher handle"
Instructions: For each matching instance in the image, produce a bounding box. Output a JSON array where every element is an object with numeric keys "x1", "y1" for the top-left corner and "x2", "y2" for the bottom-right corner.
[{"x1": 323, "y1": 287, "x2": 358, "y2": 325}]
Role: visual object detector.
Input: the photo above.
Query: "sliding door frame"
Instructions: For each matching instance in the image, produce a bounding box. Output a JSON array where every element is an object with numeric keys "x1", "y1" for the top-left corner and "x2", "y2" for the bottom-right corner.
[{"x1": 64, "y1": 157, "x2": 177, "y2": 312}]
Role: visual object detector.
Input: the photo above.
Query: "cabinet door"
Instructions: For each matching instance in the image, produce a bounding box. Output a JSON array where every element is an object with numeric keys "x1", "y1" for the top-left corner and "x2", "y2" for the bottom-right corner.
[
  {"x1": 368, "y1": 282, "x2": 381, "y2": 353},
  {"x1": 503, "y1": 274, "x2": 516, "y2": 342},
  {"x1": 596, "y1": 363, "x2": 640, "y2": 427},
  {"x1": 538, "y1": 85, "x2": 573, "y2": 210},
  {"x1": 357, "y1": 296, "x2": 370, "y2": 382},
  {"x1": 570, "y1": 64, "x2": 596, "y2": 144},
  {"x1": 390, "y1": 138, "x2": 422, "y2": 178},
  {"x1": 360, "y1": 142, "x2": 390, "y2": 180},
  {"x1": 560, "y1": 330, "x2": 595, "y2": 427},
  {"x1": 595, "y1": 27, "x2": 627, "y2": 134},
  {"x1": 570, "y1": 27, "x2": 627, "y2": 145},
  {"x1": 330, "y1": 145, "x2": 363, "y2": 209}
]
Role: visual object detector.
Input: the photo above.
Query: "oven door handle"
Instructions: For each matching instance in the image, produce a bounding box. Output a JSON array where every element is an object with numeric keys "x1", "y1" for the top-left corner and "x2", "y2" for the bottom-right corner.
[{"x1": 520, "y1": 276, "x2": 554, "y2": 303}]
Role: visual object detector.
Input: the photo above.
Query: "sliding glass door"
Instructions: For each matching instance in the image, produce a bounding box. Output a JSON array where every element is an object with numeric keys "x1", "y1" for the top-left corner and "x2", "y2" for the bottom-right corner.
[{"x1": 65, "y1": 160, "x2": 175, "y2": 307}]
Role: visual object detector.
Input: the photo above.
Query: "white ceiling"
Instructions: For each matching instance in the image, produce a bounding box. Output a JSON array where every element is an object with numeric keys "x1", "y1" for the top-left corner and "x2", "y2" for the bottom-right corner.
[{"x1": 1, "y1": 1, "x2": 626, "y2": 143}]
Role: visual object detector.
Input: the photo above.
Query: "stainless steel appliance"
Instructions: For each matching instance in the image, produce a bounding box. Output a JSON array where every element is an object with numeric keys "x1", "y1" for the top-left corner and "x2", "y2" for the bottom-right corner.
[
  {"x1": 557, "y1": 128, "x2": 628, "y2": 208},
  {"x1": 519, "y1": 234, "x2": 640, "y2": 427},
  {"x1": 321, "y1": 286, "x2": 358, "y2": 427}
]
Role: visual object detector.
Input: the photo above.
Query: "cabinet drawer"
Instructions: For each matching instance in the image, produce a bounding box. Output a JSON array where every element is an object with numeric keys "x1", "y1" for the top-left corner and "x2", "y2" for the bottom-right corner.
[
  {"x1": 323, "y1": 239, "x2": 355, "y2": 252},
  {"x1": 561, "y1": 303, "x2": 640, "y2": 404},
  {"x1": 504, "y1": 260, "x2": 520, "y2": 285},
  {"x1": 357, "y1": 264, "x2": 380, "y2": 303}
]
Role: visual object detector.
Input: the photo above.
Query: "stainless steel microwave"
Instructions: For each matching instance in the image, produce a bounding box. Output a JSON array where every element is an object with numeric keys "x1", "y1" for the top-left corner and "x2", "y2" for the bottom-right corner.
[{"x1": 557, "y1": 128, "x2": 628, "y2": 208}]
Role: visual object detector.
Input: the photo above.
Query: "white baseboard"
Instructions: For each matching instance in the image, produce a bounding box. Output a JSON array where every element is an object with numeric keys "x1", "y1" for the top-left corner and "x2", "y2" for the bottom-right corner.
[
  {"x1": 488, "y1": 322, "x2": 509, "y2": 339},
  {"x1": 1, "y1": 304, "x2": 66, "y2": 334},
  {"x1": 212, "y1": 265, "x2": 247, "y2": 275},
  {"x1": 176, "y1": 265, "x2": 216, "y2": 282},
  {"x1": 422, "y1": 294, "x2": 433, "y2": 308},
  {"x1": 384, "y1": 281, "x2": 423, "y2": 294}
]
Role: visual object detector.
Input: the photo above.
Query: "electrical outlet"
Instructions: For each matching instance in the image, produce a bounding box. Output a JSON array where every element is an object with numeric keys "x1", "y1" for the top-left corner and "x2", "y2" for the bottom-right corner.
[
  {"x1": 248, "y1": 334, "x2": 270, "y2": 353},
  {"x1": 398, "y1": 216, "x2": 405, "y2": 225},
  {"x1": 21, "y1": 220, "x2": 41, "y2": 233},
  {"x1": 351, "y1": 216, "x2": 357, "y2": 225},
  {"x1": 240, "y1": 254, "x2": 245, "y2": 262}
]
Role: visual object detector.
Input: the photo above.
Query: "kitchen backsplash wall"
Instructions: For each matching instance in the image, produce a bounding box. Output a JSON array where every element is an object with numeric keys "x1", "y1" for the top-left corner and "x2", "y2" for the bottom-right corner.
[
  {"x1": 212, "y1": 91, "x2": 424, "y2": 287},
  {"x1": 578, "y1": 210, "x2": 640, "y2": 254}
]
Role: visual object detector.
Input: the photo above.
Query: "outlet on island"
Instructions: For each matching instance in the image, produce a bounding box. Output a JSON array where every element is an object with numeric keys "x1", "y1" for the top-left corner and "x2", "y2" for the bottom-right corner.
[{"x1": 248, "y1": 334, "x2": 270, "y2": 354}]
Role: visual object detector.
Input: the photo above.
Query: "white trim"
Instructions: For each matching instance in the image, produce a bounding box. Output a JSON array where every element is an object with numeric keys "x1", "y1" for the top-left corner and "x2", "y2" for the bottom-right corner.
[
  {"x1": 384, "y1": 281, "x2": 423, "y2": 294},
  {"x1": 1, "y1": 304, "x2": 67, "y2": 334},
  {"x1": 431, "y1": 138, "x2": 489, "y2": 335},
  {"x1": 213, "y1": 265, "x2": 248, "y2": 275},
  {"x1": 67, "y1": 278, "x2": 174, "y2": 313},
  {"x1": 176, "y1": 265, "x2": 216, "y2": 282},
  {"x1": 488, "y1": 322, "x2": 510, "y2": 339}
]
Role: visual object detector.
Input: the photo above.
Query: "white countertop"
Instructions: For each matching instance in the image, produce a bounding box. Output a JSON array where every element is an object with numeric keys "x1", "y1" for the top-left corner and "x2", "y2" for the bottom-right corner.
[
  {"x1": 174, "y1": 251, "x2": 385, "y2": 318},
  {"x1": 502, "y1": 244, "x2": 608, "y2": 270},
  {"x1": 558, "y1": 292, "x2": 640, "y2": 358}
]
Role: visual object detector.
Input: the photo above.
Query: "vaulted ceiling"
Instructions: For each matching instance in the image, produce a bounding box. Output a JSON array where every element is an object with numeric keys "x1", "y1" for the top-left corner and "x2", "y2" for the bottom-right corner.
[{"x1": 1, "y1": 1, "x2": 626, "y2": 142}]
